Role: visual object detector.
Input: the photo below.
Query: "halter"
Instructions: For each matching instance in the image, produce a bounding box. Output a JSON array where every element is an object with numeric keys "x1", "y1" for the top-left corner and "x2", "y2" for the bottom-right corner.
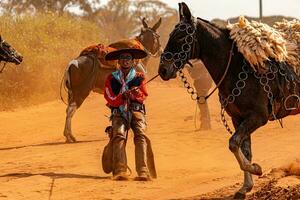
[
  {"x1": 0, "y1": 39, "x2": 8, "y2": 73},
  {"x1": 136, "y1": 28, "x2": 161, "y2": 57},
  {"x1": 160, "y1": 21, "x2": 235, "y2": 103},
  {"x1": 160, "y1": 22, "x2": 197, "y2": 70},
  {"x1": 0, "y1": 39, "x2": 20, "y2": 64}
]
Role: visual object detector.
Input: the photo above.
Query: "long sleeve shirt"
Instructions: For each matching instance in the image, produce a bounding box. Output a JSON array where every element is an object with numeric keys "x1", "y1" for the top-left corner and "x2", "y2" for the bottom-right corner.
[{"x1": 104, "y1": 69, "x2": 148, "y2": 108}]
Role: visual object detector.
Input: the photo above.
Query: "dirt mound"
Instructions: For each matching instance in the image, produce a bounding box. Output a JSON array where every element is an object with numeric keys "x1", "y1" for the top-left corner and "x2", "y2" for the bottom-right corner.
[
  {"x1": 247, "y1": 161, "x2": 300, "y2": 200},
  {"x1": 180, "y1": 162, "x2": 300, "y2": 200},
  {"x1": 280, "y1": 159, "x2": 300, "y2": 176},
  {"x1": 247, "y1": 179, "x2": 300, "y2": 200}
]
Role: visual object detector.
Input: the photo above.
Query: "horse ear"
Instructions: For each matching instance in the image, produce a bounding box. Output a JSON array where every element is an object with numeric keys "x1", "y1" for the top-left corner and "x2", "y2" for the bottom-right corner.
[
  {"x1": 178, "y1": 3, "x2": 183, "y2": 21},
  {"x1": 152, "y1": 17, "x2": 162, "y2": 31},
  {"x1": 180, "y1": 2, "x2": 192, "y2": 22},
  {"x1": 142, "y1": 17, "x2": 149, "y2": 28}
]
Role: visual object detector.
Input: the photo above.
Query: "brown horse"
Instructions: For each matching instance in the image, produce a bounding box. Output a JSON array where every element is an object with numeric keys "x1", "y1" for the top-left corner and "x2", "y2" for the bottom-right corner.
[
  {"x1": 62, "y1": 18, "x2": 162, "y2": 143},
  {"x1": 0, "y1": 35, "x2": 23, "y2": 71},
  {"x1": 159, "y1": 2, "x2": 300, "y2": 199}
]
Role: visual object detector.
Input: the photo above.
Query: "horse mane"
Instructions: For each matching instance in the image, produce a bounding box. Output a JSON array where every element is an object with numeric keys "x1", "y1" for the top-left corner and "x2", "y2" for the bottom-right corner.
[{"x1": 196, "y1": 17, "x2": 230, "y2": 39}]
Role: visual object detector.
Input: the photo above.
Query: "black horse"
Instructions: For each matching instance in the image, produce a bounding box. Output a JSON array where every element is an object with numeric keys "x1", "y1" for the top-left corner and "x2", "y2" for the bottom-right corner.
[
  {"x1": 0, "y1": 35, "x2": 23, "y2": 71},
  {"x1": 159, "y1": 2, "x2": 300, "y2": 199}
]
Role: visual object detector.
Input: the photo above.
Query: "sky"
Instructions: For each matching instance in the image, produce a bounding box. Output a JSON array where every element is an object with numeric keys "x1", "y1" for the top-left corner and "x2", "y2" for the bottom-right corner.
[{"x1": 158, "y1": 0, "x2": 300, "y2": 20}]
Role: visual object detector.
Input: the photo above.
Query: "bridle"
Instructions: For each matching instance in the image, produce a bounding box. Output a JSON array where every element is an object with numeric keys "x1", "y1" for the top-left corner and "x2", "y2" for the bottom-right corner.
[
  {"x1": 161, "y1": 21, "x2": 197, "y2": 70},
  {"x1": 0, "y1": 39, "x2": 21, "y2": 72},
  {"x1": 0, "y1": 39, "x2": 9, "y2": 73},
  {"x1": 160, "y1": 21, "x2": 235, "y2": 103},
  {"x1": 136, "y1": 28, "x2": 162, "y2": 58}
]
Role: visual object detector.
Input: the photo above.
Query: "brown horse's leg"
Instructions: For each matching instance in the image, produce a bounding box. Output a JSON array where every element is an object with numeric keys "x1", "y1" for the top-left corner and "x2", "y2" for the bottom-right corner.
[
  {"x1": 62, "y1": 55, "x2": 96, "y2": 143},
  {"x1": 63, "y1": 90, "x2": 89, "y2": 143},
  {"x1": 229, "y1": 115, "x2": 267, "y2": 176},
  {"x1": 63, "y1": 101, "x2": 77, "y2": 143}
]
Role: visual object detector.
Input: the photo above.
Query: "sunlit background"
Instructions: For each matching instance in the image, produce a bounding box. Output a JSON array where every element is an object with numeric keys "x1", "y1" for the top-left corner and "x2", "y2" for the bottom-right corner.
[{"x1": 0, "y1": 0, "x2": 299, "y2": 109}]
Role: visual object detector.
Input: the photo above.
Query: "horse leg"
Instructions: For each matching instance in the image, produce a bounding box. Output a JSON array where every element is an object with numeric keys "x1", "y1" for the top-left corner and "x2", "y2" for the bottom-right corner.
[
  {"x1": 63, "y1": 101, "x2": 77, "y2": 143},
  {"x1": 63, "y1": 90, "x2": 89, "y2": 143},
  {"x1": 231, "y1": 119, "x2": 254, "y2": 199},
  {"x1": 234, "y1": 137, "x2": 254, "y2": 199},
  {"x1": 229, "y1": 115, "x2": 267, "y2": 176}
]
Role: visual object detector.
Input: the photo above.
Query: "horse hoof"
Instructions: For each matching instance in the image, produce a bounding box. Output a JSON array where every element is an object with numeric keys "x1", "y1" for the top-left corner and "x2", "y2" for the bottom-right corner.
[
  {"x1": 65, "y1": 136, "x2": 77, "y2": 143},
  {"x1": 65, "y1": 138, "x2": 74, "y2": 143},
  {"x1": 70, "y1": 136, "x2": 77, "y2": 143},
  {"x1": 252, "y1": 163, "x2": 263, "y2": 176},
  {"x1": 233, "y1": 192, "x2": 246, "y2": 199}
]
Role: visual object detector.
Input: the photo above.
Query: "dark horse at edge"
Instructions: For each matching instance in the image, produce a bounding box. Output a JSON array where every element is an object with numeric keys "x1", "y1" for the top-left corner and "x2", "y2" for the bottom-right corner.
[
  {"x1": 159, "y1": 3, "x2": 300, "y2": 199},
  {"x1": 62, "y1": 18, "x2": 162, "y2": 143},
  {"x1": 0, "y1": 35, "x2": 23, "y2": 70}
]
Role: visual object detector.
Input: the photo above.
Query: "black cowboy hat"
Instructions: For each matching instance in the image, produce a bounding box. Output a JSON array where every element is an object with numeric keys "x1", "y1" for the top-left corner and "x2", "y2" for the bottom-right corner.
[
  {"x1": 105, "y1": 39, "x2": 148, "y2": 60},
  {"x1": 105, "y1": 48, "x2": 147, "y2": 60}
]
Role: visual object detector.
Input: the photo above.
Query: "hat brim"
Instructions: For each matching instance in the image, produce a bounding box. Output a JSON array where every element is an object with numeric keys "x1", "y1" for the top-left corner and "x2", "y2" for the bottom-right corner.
[{"x1": 105, "y1": 48, "x2": 148, "y2": 61}]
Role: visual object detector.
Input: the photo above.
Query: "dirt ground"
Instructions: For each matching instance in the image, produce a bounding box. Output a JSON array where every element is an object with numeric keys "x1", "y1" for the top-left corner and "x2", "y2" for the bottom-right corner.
[{"x1": 0, "y1": 83, "x2": 300, "y2": 200}]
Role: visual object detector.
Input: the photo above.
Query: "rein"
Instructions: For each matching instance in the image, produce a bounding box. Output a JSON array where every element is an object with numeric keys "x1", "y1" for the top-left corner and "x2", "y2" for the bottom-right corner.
[
  {"x1": 136, "y1": 28, "x2": 161, "y2": 58},
  {"x1": 126, "y1": 74, "x2": 159, "y2": 94},
  {"x1": 179, "y1": 42, "x2": 235, "y2": 103},
  {"x1": 0, "y1": 62, "x2": 7, "y2": 73}
]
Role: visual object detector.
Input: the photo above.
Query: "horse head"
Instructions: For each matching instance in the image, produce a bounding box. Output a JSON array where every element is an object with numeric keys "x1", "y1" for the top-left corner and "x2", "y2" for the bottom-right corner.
[
  {"x1": 136, "y1": 17, "x2": 162, "y2": 58},
  {"x1": 0, "y1": 35, "x2": 23, "y2": 65},
  {"x1": 159, "y1": 2, "x2": 198, "y2": 80}
]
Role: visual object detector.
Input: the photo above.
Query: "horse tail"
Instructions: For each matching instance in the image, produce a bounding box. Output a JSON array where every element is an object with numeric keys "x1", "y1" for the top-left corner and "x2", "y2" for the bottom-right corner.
[{"x1": 60, "y1": 59, "x2": 78, "y2": 105}]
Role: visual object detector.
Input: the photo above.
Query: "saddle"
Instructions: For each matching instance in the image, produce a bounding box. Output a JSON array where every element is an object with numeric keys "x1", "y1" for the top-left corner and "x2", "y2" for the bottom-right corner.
[
  {"x1": 80, "y1": 39, "x2": 146, "y2": 69},
  {"x1": 80, "y1": 44, "x2": 118, "y2": 69},
  {"x1": 227, "y1": 17, "x2": 300, "y2": 75}
]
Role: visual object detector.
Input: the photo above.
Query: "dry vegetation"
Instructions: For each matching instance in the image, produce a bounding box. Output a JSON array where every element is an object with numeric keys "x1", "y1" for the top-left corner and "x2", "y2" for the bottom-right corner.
[
  {"x1": 0, "y1": 13, "x2": 105, "y2": 110},
  {"x1": 0, "y1": 0, "x2": 177, "y2": 110}
]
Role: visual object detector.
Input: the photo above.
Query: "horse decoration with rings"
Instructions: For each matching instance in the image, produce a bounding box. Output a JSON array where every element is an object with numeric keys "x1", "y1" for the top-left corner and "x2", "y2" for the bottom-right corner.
[{"x1": 159, "y1": 2, "x2": 300, "y2": 199}]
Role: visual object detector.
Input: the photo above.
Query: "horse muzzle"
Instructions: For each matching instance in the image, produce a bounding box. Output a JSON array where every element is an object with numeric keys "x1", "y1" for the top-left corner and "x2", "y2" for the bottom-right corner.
[{"x1": 158, "y1": 63, "x2": 177, "y2": 81}]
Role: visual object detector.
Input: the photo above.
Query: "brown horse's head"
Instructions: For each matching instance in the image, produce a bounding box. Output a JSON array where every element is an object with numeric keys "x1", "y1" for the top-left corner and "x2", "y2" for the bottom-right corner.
[
  {"x1": 0, "y1": 35, "x2": 23, "y2": 65},
  {"x1": 136, "y1": 17, "x2": 162, "y2": 57}
]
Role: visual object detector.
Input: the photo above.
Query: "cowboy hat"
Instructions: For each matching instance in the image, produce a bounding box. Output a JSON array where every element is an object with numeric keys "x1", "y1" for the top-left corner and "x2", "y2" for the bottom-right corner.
[{"x1": 105, "y1": 39, "x2": 148, "y2": 60}]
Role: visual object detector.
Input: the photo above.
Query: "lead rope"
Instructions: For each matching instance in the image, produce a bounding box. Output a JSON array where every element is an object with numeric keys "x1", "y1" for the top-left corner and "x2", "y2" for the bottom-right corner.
[{"x1": 0, "y1": 62, "x2": 7, "y2": 73}]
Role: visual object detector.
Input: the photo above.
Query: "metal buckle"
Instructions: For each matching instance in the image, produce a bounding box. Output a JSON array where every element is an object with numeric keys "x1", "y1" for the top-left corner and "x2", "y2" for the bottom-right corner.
[{"x1": 112, "y1": 109, "x2": 119, "y2": 115}]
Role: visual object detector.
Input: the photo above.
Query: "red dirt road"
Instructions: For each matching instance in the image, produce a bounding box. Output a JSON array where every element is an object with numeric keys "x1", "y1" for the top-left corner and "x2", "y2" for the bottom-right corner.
[{"x1": 0, "y1": 83, "x2": 300, "y2": 200}]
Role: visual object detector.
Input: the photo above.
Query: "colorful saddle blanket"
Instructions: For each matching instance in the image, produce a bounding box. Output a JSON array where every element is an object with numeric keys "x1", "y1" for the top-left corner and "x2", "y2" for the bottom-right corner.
[{"x1": 80, "y1": 39, "x2": 145, "y2": 69}]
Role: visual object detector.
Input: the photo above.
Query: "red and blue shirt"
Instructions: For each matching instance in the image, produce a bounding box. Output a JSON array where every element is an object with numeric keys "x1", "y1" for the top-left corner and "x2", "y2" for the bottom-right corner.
[{"x1": 104, "y1": 68, "x2": 148, "y2": 108}]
